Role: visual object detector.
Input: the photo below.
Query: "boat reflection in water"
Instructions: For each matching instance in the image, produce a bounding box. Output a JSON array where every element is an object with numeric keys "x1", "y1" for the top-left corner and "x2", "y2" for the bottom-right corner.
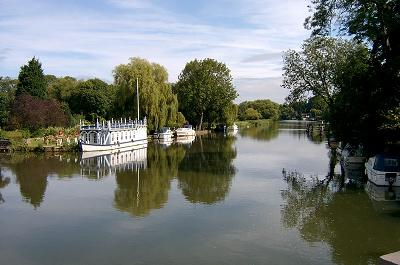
[
  {"x1": 175, "y1": 135, "x2": 195, "y2": 145},
  {"x1": 365, "y1": 181, "x2": 400, "y2": 212},
  {"x1": 80, "y1": 144, "x2": 147, "y2": 179}
]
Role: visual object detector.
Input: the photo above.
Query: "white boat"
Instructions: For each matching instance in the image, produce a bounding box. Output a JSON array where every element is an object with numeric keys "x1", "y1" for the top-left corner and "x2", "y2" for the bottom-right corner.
[
  {"x1": 175, "y1": 124, "x2": 195, "y2": 137},
  {"x1": 79, "y1": 78, "x2": 147, "y2": 152},
  {"x1": 156, "y1": 127, "x2": 173, "y2": 139},
  {"x1": 226, "y1": 123, "x2": 238, "y2": 136},
  {"x1": 229, "y1": 123, "x2": 238, "y2": 132},
  {"x1": 365, "y1": 154, "x2": 400, "y2": 186},
  {"x1": 79, "y1": 118, "x2": 147, "y2": 152}
]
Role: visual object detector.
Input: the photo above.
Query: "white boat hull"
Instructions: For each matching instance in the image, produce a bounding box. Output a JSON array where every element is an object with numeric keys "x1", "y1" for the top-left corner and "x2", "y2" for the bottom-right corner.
[
  {"x1": 157, "y1": 133, "x2": 173, "y2": 139},
  {"x1": 80, "y1": 139, "x2": 148, "y2": 152},
  {"x1": 366, "y1": 169, "x2": 400, "y2": 186}
]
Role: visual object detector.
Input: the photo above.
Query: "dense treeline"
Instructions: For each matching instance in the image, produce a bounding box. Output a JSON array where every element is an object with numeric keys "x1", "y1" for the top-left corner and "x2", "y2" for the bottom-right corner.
[
  {"x1": 283, "y1": 0, "x2": 400, "y2": 153},
  {"x1": 0, "y1": 57, "x2": 240, "y2": 132},
  {"x1": 237, "y1": 99, "x2": 280, "y2": 121}
]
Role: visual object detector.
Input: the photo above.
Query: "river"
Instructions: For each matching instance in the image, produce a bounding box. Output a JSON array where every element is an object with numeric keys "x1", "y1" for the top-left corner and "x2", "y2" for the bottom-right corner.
[{"x1": 0, "y1": 121, "x2": 399, "y2": 265}]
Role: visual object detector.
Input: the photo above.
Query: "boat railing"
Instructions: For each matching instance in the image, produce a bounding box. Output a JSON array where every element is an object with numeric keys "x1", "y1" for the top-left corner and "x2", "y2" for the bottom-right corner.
[{"x1": 80, "y1": 118, "x2": 147, "y2": 131}]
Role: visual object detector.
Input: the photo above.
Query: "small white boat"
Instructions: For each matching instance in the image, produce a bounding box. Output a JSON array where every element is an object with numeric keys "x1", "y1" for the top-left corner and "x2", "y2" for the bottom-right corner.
[
  {"x1": 175, "y1": 124, "x2": 195, "y2": 137},
  {"x1": 156, "y1": 127, "x2": 173, "y2": 140},
  {"x1": 365, "y1": 154, "x2": 400, "y2": 186},
  {"x1": 229, "y1": 123, "x2": 238, "y2": 132}
]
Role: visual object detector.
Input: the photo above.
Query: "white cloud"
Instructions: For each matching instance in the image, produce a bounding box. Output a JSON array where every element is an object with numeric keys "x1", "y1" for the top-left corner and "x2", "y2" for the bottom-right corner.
[{"x1": 0, "y1": 0, "x2": 310, "y2": 101}]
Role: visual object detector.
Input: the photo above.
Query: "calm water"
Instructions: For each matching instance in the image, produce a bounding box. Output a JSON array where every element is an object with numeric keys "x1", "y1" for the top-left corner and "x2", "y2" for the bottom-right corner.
[{"x1": 1, "y1": 121, "x2": 399, "y2": 265}]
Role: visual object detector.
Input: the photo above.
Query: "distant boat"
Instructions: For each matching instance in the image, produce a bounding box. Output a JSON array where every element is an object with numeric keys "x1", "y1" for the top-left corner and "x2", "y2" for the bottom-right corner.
[
  {"x1": 175, "y1": 124, "x2": 196, "y2": 137},
  {"x1": 156, "y1": 127, "x2": 173, "y2": 140},
  {"x1": 365, "y1": 154, "x2": 400, "y2": 186},
  {"x1": 228, "y1": 123, "x2": 238, "y2": 132}
]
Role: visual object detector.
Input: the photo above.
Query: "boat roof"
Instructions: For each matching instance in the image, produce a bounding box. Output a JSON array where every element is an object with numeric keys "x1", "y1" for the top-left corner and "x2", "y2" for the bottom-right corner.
[{"x1": 373, "y1": 154, "x2": 400, "y2": 172}]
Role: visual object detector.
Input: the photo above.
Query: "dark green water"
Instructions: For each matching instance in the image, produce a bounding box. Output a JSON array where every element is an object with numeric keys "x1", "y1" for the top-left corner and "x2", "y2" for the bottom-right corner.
[{"x1": 0, "y1": 121, "x2": 399, "y2": 265}]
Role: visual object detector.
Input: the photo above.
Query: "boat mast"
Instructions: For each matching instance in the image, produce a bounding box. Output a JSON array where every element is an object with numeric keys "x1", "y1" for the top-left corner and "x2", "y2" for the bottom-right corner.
[{"x1": 136, "y1": 78, "x2": 139, "y2": 120}]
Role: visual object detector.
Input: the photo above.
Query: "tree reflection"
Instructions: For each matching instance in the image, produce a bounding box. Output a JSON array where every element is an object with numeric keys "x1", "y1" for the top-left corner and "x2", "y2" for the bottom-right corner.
[
  {"x1": 177, "y1": 134, "x2": 236, "y2": 204},
  {"x1": 0, "y1": 171, "x2": 10, "y2": 204},
  {"x1": 239, "y1": 122, "x2": 279, "y2": 141},
  {"x1": 114, "y1": 143, "x2": 186, "y2": 217},
  {"x1": 281, "y1": 171, "x2": 400, "y2": 265},
  {"x1": 0, "y1": 153, "x2": 80, "y2": 208}
]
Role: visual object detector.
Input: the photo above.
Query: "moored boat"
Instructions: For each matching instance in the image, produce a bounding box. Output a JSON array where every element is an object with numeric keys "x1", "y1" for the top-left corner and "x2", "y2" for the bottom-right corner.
[
  {"x1": 79, "y1": 118, "x2": 147, "y2": 152},
  {"x1": 365, "y1": 154, "x2": 400, "y2": 186},
  {"x1": 175, "y1": 124, "x2": 195, "y2": 137},
  {"x1": 156, "y1": 127, "x2": 173, "y2": 139}
]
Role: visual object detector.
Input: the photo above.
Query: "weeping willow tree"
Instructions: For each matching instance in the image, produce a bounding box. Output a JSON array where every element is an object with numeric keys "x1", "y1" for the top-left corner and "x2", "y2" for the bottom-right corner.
[{"x1": 113, "y1": 57, "x2": 182, "y2": 131}]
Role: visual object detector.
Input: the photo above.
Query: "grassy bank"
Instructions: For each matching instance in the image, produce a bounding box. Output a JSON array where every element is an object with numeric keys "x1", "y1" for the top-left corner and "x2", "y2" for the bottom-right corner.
[
  {"x1": 235, "y1": 119, "x2": 274, "y2": 128},
  {"x1": 0, "y1": 127, "x2": 80, "y2": 152}
]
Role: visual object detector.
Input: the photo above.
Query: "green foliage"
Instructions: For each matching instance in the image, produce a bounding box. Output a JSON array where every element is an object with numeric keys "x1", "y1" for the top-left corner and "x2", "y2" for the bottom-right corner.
[
  {"x1": 0, "y1": 77, "x2": 18, "y2": 128},
  {"x1": 176, "y1": 112, "x2": 186, "y2": 126},
  {"x1": 304, "y1": 0, "x2": 400, "y2": 151},
  {"x1": 68, "y1": 78, "x2": 113, "y2": 121},
  {"x1": 279, "y1": 104, "x2": 296, "y2": 120},
  {"x1": 16, "y1": 57, "x2": 47, "y2": 99},
  {"x1": 174, "y1": 58, "x2": 238, "y2": 129},
  {"x1": 113, "y1": 57, "x2": 179, "y2": 131},
  {"x1": 283, "y1": 36, "x2": 369, "y2": 107},
  {"x1": 242, "y1": 108, "x2": 262, "y2": 120},
  {"x1": 238, "y1": 99, "x2": 280, "y2": 121},
  {"x1": 46, "y1": 76, "x2": 78, "y2": 102}
]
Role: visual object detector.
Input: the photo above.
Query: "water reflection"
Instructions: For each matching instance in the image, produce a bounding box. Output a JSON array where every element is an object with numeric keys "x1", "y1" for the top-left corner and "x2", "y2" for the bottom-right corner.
[
  {"x1": 0, "y1": 172, "x2": 10, "y2": 203},
  {"x1": 114, "y1": 143, "x2": 185, "y2": 217},
  {"x1": 177, "y1": 134, "x2": 237, "y2": 204},
  {"x1": 281, "y1": 170, "x2": 400, "y2": 265},
  {"x1": 80, "y1": 145, "x2": 147, "y2": 180},
  {"x1": 239, "y1": 122, "x2": 279, "y2": 141},
  {"x1": 366, "y1": 181, "x2": 400, "y2": 212},
  {"x1": 0, "y1": 153, "x2": 80, "y2": 208}
]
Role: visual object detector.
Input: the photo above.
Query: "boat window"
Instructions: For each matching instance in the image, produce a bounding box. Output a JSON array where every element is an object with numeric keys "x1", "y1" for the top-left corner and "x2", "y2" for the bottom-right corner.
[{"x1": 374, "y1": 155, "x2": 400, "y2": 171}]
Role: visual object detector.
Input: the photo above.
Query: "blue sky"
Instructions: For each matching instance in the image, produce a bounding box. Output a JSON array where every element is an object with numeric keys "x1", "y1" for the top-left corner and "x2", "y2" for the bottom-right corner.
[{"x1": 0, "y1": 0, "x2": 310, "y2": 103}]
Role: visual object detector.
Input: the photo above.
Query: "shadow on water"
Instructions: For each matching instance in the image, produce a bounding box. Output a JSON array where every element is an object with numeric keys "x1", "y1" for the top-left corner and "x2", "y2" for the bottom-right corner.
[{"x1": 281, "y1": 155, "x2": 400, "y2": 265}]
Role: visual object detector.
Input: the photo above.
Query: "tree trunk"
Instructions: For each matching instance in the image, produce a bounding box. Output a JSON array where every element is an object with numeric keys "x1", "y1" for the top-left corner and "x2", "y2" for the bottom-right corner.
[{"x1": 198, "y1": 112, "x2": 203, "y2": 130}]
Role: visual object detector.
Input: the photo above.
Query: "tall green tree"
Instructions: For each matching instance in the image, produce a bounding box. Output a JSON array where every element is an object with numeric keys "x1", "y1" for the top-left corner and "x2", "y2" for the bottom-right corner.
[
  {"x1": 238, "y1": 99, "x2": 280, "y2": 121},
  {"x1": 0, "y1": 77, "x2": 17, "y2": 127},
  {"x1": 283, "y1": 36, "x2": 369, "y2": 109},
  {"x1": 304, "y1": 0, "x2": 400, "y2": 150},
  {"x1": 68, "y1": 79, "x2": 113, "y2": 121},
  {"x1": 113, "y1": 57, "x2": 179, "y2": 131},
  {"x1": 174, "y1": 58, "x2": 238, "y2": 129},
  {"x1": 16, "y1": 57, "x2": 47, "y2": 99},
  {"x1": 46, "y1": 76, "x2": 78, "y2": 102}
]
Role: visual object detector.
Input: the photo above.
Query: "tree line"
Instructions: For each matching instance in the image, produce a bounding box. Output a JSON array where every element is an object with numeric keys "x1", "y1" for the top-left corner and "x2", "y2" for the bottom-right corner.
[
  {"x1": 0, "y1": 57, "x2": 241, "y2": 132},
  {"x1": 282, "y1": 0, "x2": 399, "y2": 153}
]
